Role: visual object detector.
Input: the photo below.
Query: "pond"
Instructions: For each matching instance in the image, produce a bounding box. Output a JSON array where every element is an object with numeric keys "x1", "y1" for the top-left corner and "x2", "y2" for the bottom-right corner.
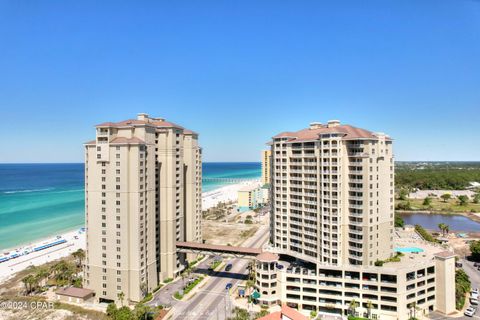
[{"x1": 399, "y1": 212, "x2": 480, "y2": 232}]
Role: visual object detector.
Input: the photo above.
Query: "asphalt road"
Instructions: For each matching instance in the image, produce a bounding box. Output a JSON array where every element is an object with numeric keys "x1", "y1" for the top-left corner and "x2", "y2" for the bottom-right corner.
[
  {"x1": 430, "y1": 259, "x2": 480, "y2": 320},
  {"x1": 150, "y1": 223, "x2": 270, "y2": 319}
]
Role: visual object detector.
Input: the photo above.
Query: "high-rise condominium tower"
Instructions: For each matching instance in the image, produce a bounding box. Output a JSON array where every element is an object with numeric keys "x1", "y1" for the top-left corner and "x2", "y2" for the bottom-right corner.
[
  {"x1": 261, "y1": 150, "x2": 272, "y2": 186},
  {"x1": 83, "y1": 113, "x2": 202, "y2": 303},
  {"x1": 270, "y1": 120, "x2": 394, "y2": 266}
]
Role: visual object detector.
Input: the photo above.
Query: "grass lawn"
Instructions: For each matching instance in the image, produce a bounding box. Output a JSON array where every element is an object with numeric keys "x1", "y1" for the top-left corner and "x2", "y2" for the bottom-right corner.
[{"x1": 397, "y1": 198, "x2": 480, "y2": 213}]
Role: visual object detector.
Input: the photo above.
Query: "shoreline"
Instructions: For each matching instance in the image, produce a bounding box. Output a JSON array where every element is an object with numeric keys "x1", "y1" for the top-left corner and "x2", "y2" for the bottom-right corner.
[{"x1": 0, "y1": 179, "x2": 261, "y2": 283}]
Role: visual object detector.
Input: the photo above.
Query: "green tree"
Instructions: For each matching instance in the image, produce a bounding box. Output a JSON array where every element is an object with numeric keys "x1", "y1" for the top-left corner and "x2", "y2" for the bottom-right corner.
[
  {"x1": 470, "y1": 240, "x2": 480, "y2": 261},
  {"x1": 106, "y1": 303, "x2": 118, "y2": 318},
  {"x1": 349, "y1": 299, "x2": 359, "y2": 316},
  {"x1": 399, "y1": 189, "x2": 408, "y2": 201},
  {"x1": 117, "y1": 291, "x2": 125, "y2": 307},
  {"x1": 72, "y1": 249, "x2": 85, "y2": 268},
  {"x1": 255, "y1": 309, "x2": 269, "y2": 319},
  {"x1": 456, "y1": 269, "x2": 471, "y2": 310},
  {"x1": 458, "y1": 195, "x2": 469, "y2": 206},
  {"x1": 140, "y1": 282, "x2": 148, "y2": 297},
  {"x1": 133, "y1": 303, "x2": 152, "y2": 320},
  {"x1": 116, "y1": 306, "x2": 134, "y2": 320},
  {"x1": 474, "y1": 193, "x2": 480, "y2": 204},
  {"x1": 423, "y1": 197, "x2": 432, "y2": 206},
  {"x1": 441, "y1": 193, "x2": 451, "y2": 203},
  {"x1": 366, "y1": 300, "x2": 374, "y2": 318},
  {"x1": 438, "y1": 223, "x2": 446, "y2": 236},
  {"x1": 229, "y1": 307, "x2": 250, "y2": 320},
  {"x1": 22, "y1": 274, "x2": 35, "y2": 295},
  {"x1": 394, "y1": 215, "x2": 404, "y2": 228}
]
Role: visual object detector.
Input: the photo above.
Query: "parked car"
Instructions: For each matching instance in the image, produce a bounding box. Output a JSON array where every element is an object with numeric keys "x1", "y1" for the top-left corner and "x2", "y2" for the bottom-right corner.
[
  {"x1": 472, "y1": 288, "x2": 479, "y2": 295},
  {"x1": 456, "y1": 262, "x2": 463, "y2": 267},
  {"x1": 225, "y1": 283, "x2": 233, "y2": 290},
  {"x1": 225, "y1": 263, "x2": 233, "y2": 271},
  {"x1": 471, "y1": 298, "x2": 479, "y2": 306},
  {"x1": 465, "y1": 306, "x2": 476, "y2": 317},
  {"x1": 474, "y1": 262, "x2": 479, "y2": 267}
]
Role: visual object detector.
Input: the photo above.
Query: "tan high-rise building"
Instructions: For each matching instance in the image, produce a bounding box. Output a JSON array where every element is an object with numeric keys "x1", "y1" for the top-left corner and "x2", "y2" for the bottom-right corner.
[
  {"x1": 83, "y1": 113, "x2": 202, "y2": 304},
  {"x1": 261, "y1": 150, "x2": 271, "y2": 186},
  {"x1": 256, "y1": 120, "x2": 456, "y2": 320},
  {"x1": 270, "y1": 120, "x2": 394, "y2": 266}
]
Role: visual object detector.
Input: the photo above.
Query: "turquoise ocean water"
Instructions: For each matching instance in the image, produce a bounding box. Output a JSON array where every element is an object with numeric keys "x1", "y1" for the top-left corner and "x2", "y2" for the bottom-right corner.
[{"x1": 0, "y1": 162, "x2": 260, "y2": 250}]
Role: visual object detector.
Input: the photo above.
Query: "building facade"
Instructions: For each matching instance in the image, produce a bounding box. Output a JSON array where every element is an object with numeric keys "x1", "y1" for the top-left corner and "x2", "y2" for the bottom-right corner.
[
  {"x1": 270, "y1": 120, "x2": 394, "y2": 266},
  {"x1": 238, "y1": 184, "x2": 268, "y2": 212},
  {"x1": 83, "y1": 113, "x2": 202, "y2": 304},
  {"x1": 256, "y1": 120, "x2": 456, "y2": 320},
  {"x1": 262, "y1": 150, "x2": 272, "y2": 186}
]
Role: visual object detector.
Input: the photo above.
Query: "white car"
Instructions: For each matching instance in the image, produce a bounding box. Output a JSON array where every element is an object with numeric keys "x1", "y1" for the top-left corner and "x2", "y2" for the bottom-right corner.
[
  {"x1": 472, "y1": 292, "x2": 479, "y2": 300},
  {"x1": 473, "y1": 288, "x2": 480, "y2": 295},
  {"x1": 471, "y1": 298, "x2": 479, "y2": 306},
  {"x1": 465, "y1": 306, "x2": 477, "y2": 317}
]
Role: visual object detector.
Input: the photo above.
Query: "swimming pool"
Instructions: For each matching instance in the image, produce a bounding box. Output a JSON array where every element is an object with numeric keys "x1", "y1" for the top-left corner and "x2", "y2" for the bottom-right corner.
[{"x1": 395, "y1": 247, "x2": 424, "y2": 253}]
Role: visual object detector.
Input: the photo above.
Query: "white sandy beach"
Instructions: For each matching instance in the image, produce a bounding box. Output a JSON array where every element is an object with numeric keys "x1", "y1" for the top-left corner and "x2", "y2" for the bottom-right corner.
[
  {"x1": 0, "y1": 179, "x2": 260, "y2": 284},
  {"x1": 0, "y1": 229, "x2": 86, "y2": 284},
  {"x1": 202, "y1": 179, "x2": 261, "y2": 210}
]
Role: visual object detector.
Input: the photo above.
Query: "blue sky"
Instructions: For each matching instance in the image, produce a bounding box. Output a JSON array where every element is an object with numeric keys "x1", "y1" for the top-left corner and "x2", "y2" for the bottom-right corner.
[{"x1": 0, "y1": 0, "x2": 479, "y2": 162}]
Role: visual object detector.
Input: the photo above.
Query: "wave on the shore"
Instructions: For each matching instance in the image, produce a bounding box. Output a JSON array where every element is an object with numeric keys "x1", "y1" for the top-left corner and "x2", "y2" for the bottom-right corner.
[{"x1": 2, "y1": 188, "x2": 54, "y2": 194}]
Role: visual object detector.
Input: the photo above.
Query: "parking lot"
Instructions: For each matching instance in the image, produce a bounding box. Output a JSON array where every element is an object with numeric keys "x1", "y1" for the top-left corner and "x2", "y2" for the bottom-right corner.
[{"x1": 430, "y1": 259, "x2": 480, "y2": 320}]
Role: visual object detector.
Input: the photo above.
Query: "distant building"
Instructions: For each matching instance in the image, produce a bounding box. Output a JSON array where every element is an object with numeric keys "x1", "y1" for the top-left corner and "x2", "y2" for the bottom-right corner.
[
  {"x1": 55, "y1": 287, "x2": 95, "y2": 304},
  {"x1": 261, "y1": 150, "x2": 271, "y2": 186},
  {"x1": 83, "y1": 113, "x2": 202, "y2": 304},
  {"x1": 237, "y1": 184, "x2": 269, "y2": 212}
]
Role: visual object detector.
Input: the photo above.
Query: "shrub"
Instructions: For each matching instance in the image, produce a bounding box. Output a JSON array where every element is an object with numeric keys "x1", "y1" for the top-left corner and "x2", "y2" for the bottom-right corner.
[
  {"x1": 415, "y1": 225, "x2": 438, "y2": 243},
  {"x1": 139, "y1": 292, "x2": 153, "y2": 303},
  {"x1": 394, "y1": 215, "x2": 405, "y2": 228},
  {"x1": 163, "y1": 278, "x2": 173, "y2": 283},
  {"x1": 174, "y1": 291, "x2": 183, "y2": 300},
  {"x1": 456, "y1": 269, "x2": 471, "y2": 310}
]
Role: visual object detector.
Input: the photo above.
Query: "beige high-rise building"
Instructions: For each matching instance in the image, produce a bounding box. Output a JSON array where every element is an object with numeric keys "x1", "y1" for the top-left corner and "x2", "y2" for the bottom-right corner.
[
  {"x1": 254, "y1": 120, "x2": 456, "y2": 320},
  {"x1": 270, "y1": 120, "x2": 394, "y2": 266},
  {"x1": 261, "y1": 150, "x2": 271, "y2": 186},
  {"x1": 83, "y1": 113, "x2": 202, "y2": 304}
]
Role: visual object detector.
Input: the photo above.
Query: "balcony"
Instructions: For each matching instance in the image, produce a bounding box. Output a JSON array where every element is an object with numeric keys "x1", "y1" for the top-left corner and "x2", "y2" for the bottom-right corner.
[
  {"x1": 349, "y1": 229, "x2": 363, "y2": 235},
  {"x1": 349, "y1": 178, "x2": 363, "y2": 183},
  {"x1": 349, "y1": 204, "x2": 364, "y2": 209},
  {"x1": 349, "y1": 195, "x2": 363, "y2": 201},
  {"x1": 348, "y1": 152, "x2": 369, "y2": 158}
]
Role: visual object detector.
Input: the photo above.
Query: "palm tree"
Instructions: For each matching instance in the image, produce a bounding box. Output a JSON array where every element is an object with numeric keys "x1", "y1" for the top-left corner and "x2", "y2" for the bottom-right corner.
[
  {"x1": 349, "y1": 299, "x2": 359, "y2": 316},
  {"x1": 366, "y1": 300, "x2": 373, "y2": 319},
  {"x1": 117, "y1": 291, "x2": 125, "y2": 307},
  {"x1": 34, "y1": 267, "x2": 50, "y2": 290},
  {"x1": 438, "y1": 223, "x2": 446, "y2": 236},
  {"x1": 22, "y1": 274, "x2": 36, "y2": 295},
  {"x1": 444, "y1": 224, "x2": 450, "y2": 235},
  {"x1": 140, "y1": 282, "x2": 148, "y2": 297},
  {"x1": 72, "y1": 249, "x2": 85, "y2": 269},
  {"x1": 408, "y1": 302, "x2": 418, "y2": 319}
]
